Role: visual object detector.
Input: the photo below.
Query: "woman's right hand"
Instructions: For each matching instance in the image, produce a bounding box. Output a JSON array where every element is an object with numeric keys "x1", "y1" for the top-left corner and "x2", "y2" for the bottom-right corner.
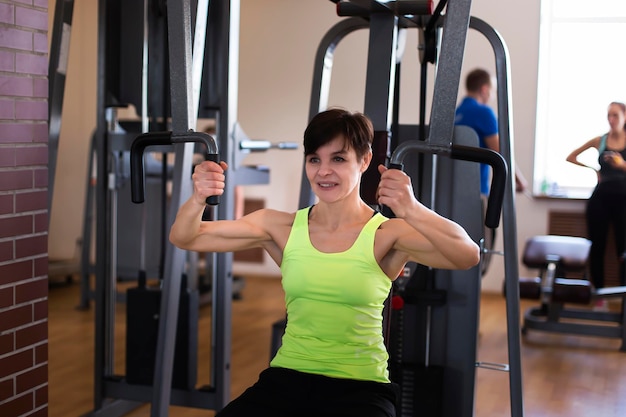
[{"x1": 191, "y1": 160, "x2": 228, "y2": 205}]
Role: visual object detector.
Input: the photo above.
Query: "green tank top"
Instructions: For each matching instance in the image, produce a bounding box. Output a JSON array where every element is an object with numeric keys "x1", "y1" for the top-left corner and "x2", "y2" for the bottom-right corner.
[{"x1": 270, "y1": 207, "x2": 392, "y2": 383}]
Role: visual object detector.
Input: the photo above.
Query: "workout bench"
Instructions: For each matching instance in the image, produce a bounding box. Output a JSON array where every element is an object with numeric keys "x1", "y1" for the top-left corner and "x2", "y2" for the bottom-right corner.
[{"x1": 518, "y1": 235, "x2": 626, "y2": 351}]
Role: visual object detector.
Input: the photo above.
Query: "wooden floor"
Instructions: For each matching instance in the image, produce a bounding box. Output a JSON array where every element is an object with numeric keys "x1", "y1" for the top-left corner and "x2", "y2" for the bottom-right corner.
[{"x1": 48, "y1": 275, "x2": 626, "y2": 417}]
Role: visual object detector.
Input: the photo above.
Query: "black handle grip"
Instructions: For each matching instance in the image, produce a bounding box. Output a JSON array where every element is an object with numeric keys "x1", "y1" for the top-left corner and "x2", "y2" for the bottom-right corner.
[
  {"x1": 130, "y1": 132, "x2": 171, "y2": 204},
  {"x1": 380, "y1": 163, "x2": 405, "y2": 217},
  {"x1": 205, "y1": 153, "x2": 220, "y2": 206},
  {"x1": 130, "y1": 131, "x2": 220, "y2": 206},
  {"x1": 449, "y1": 144, "x2": 507, "y2": 229}
]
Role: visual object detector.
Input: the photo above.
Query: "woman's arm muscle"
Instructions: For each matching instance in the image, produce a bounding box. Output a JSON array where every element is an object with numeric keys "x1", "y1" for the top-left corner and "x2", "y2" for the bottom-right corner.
[{"x1": 170, "y1": 204, "x2": 276, "y2": 253}]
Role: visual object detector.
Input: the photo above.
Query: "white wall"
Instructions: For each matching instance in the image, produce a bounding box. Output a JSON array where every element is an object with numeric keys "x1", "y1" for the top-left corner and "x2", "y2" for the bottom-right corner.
[
  {"x1": 49, "y1": 0, "x2": 588, "y2": 292},
  {"x1": 48, "y1": 0, "x2": 97, "y2": 260}
]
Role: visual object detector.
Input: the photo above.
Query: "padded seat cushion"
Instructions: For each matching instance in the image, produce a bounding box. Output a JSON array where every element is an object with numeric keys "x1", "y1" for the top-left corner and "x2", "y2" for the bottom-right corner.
[{"x1": 523, "y1": 235, "x2": 591, "y2": 271}]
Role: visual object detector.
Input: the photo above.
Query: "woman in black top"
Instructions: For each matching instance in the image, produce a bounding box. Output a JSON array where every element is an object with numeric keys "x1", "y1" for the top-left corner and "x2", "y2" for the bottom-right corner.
[{"x1": 566, "y1": 101, "x2": 626, "y2": 289}]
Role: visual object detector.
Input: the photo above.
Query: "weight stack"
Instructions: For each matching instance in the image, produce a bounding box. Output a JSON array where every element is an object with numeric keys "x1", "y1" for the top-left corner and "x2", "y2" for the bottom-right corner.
[
  {"x1": 125, "y1": 283, "x2": 199, "y2": 390},
  {"x1": 388, "y1": 266, "x2": 447, "y2": 417}
]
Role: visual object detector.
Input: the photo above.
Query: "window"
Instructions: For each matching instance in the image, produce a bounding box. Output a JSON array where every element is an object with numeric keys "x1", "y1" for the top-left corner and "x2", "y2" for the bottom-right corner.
[{"x1": 534, "y1": 0, "x2": 626, "y2": 198}]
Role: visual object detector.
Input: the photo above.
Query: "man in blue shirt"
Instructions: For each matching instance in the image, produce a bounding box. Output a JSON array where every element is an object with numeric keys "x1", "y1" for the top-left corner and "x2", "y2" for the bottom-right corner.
[
  {"x1": 455, "y1": 69, "x2": 499, "y2": 195},
  {"x1": 455, "y1": 68, "x2": 527, "y2": 274},
  {"x1": 455, "y1": 68, "x2": 527, "y2": 195}
]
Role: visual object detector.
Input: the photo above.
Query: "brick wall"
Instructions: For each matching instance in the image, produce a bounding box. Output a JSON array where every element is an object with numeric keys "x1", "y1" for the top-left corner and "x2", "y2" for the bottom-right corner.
[{"x1": 0, "y1": 1, "x2": 49, "y2": 416}]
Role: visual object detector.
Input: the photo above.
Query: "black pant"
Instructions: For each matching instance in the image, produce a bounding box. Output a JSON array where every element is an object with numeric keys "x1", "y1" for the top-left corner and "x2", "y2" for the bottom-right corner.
[
  {"x1": 586, "y1": 183, "x2": 626, "y2": 288},
  {"x1": 216, "y1": 367, "x2": 398, "y2": 417}
]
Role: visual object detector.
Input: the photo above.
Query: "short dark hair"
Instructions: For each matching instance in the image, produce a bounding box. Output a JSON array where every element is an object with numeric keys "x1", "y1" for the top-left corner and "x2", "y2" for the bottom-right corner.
[
  {"x1": 465, "y1": 68, "x2": 491, "y2": 93},
  {"x1": 303, "y1": 108, "x2": 373, "y2": 160}
]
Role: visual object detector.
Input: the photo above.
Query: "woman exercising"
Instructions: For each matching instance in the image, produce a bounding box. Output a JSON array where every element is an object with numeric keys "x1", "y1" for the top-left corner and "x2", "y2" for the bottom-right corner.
[
  {"x1": 169, "y1": 108, "x2": 480, "y2": 417},
  {"x1": 566, "y1": 101, "x2": 626, "y2": 292}
]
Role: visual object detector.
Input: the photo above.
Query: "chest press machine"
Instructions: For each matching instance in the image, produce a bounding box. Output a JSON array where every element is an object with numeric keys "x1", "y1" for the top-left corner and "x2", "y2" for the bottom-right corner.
[
  {"x1": 293, "y1": 1, "x2": 525, "y2": 416},
  {"x1": 518, "y1": 235, "x2": 626, "y2": 351}
]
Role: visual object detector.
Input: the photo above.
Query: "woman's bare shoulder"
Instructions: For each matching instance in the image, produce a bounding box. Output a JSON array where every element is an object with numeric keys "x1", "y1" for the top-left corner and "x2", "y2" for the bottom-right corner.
[
  {"x1": 379, "y1": 216, "x2": 404, "y2": 229},
  {"x1": 377, "y1": 217, "x2": 424, "y2": 244},
  {"x1": 376, "y1": 217, "x2": 409, "y2": 240},
  {"x1": 249, "y1": 208, "x2": 297, "y2": 251},
  {"x1": 587, "y1": 136, "x2": 603, "y2": 148},
  {"x1": 246, "y1": 208, "x2": 296, "y2": 227}
]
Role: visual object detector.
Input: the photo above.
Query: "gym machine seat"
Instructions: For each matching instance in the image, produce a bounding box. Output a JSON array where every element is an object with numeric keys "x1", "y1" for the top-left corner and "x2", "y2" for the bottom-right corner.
[{"x1": 518, "y1": 235, "x2": 626, "y2": 351}]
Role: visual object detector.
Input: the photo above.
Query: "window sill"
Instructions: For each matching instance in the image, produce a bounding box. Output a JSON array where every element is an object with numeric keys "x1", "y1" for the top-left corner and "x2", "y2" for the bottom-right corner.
[{"x1": 532, "y1": 194, "x2": 588, "y2": 202}]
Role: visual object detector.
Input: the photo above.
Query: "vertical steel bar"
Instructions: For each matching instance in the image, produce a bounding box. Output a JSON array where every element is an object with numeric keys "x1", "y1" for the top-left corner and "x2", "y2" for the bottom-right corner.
[
  {"x1": 212, "y1": 0, "x2": 239, "y2": 409},
  {"x1": 427, "y1": 0, "x2": 472, "y2": 147},
  {"x1": 469, "y1": 16, "x2": 525, "y2": 417},
  {"x1": 93, "y1": 0, "x2": 109, "y2": 409},
  {"x1": 363, "y1": 13, "x2": 398, "y2": 131},
  {"x1": 151, "y1": 0, "x2": 197, "y2": 415}
]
